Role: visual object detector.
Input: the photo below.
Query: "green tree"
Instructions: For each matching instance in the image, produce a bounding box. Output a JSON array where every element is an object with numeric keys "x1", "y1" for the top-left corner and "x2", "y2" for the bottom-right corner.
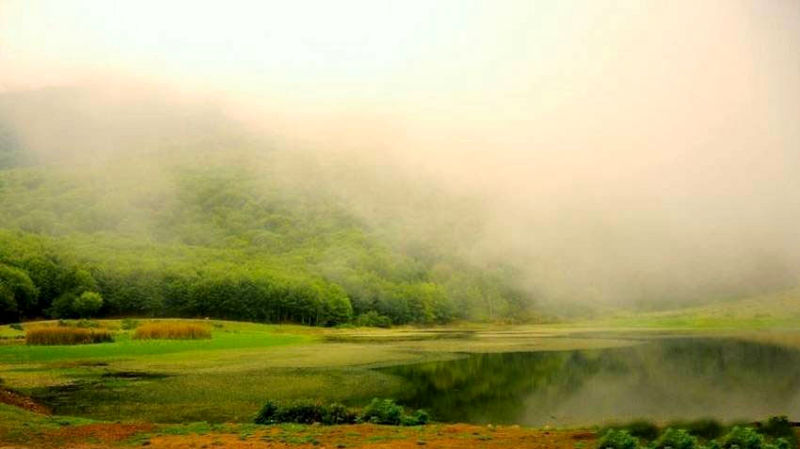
[
  {"x1": 0, "y1": 263, "x2": 38, "y2": 322},
  {"x1": 0, "y1": 284, "x2": 18, "y2": 323},
  {"x1": 49, "y1": 292, "x2": 77, "y2": 318},
  {"x1": 72, "y1": 291, "x2": 103, "y2": 318}
]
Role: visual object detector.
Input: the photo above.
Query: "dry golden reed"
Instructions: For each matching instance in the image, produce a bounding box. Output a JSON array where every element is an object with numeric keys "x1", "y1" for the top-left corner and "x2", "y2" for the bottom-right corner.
[
  {"x1": 133, "y1": 322, "x2": 211, "y2": 340},
  {"x1": 26, "y1": 327, "x2": 113, "y2": 345}
]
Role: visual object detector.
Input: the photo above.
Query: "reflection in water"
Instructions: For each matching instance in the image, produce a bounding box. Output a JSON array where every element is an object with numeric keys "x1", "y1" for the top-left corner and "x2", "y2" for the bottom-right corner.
[{"x1": 381, "y1": 339, "x2": 800, "y2": 426}]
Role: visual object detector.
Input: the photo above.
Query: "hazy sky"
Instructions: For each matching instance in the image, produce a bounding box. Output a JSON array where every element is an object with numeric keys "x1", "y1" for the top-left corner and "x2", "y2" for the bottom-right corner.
[{"x1": 1, "y1": 0, "x2": 799, "y2": 306}]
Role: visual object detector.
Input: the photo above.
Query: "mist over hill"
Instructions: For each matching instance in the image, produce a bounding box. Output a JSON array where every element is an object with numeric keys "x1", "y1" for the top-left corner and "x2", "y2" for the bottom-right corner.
[
  {"x1": 1, "y1": 84, "x2": 798, "y2": 326},
  {"x1": 2, "y1": 0, "x2": 799, "y2": 324},
  {"x1": 0, "y1": 86, "x2": 536, "y2": 324}
]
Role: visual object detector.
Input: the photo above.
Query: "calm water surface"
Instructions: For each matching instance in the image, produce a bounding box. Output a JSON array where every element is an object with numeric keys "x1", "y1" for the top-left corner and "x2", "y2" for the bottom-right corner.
[{"x1": 381, "y1": 338, "x2": 800, "y2": 426}]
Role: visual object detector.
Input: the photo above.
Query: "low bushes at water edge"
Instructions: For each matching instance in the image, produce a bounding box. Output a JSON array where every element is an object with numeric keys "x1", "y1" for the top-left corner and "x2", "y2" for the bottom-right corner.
[
  {"x1": 254, "y1": 398, "x2": 429, "y2": 426},
  {"x1": 598, "y1": 418, "x2": 795, "y2": 449}
]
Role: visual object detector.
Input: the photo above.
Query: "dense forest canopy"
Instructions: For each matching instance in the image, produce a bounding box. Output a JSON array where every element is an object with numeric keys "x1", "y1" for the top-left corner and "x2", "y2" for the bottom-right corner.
[{"x1": 0, "y1": 88, "x2": 532, "y2": 325}]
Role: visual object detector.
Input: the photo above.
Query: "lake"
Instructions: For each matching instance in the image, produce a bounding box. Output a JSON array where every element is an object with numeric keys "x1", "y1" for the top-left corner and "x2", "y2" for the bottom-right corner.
[{"x1": 382, "y1": 338, "x2": 800, "y2": 426}]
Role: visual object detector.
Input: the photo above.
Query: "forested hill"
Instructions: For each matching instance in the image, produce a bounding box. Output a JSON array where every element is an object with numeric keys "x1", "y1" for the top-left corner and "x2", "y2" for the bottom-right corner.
[{"x1": 0, "y1": 88, "x2": 532, "y2": 325}]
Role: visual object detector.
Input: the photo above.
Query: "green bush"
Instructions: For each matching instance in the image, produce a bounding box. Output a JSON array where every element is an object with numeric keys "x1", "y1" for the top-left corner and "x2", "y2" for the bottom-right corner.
[
  {"x1": 765, "y1": 439, "x2": 791, "y2": 449},
  {"x1": 322, "y1": 403, "x2": 357, "y2": 425},
  {"x1": 276, "y1": 400, "x2": 324, "y2": 424},
  {"x1": 721, "y1": 426, "x2": 764, "y2": 449},
  {"x1": 254, "y1": 398, "x2": 426, "y2": 426},
  {"x1": 760, "y1": 416, "x2": 796, "y2": 447},
  {"x1": 254, "y1": 401, "x2": 279, "y2": 425},
  {"x1": 402, "y1": 409, "x2": 429, "y2": 426},
  {"x1": 654, "y1": 429, "x2": 698, "y2": 449},
  {"x1": 255, "y1": 400, "x2": 357, "y2": 425},
  {"x1": 597, "y1": 429, "x2": 639, "y2": 449},
  {"x1": 360, "y1": 398, "x2": 427, "y2": 426},
  {"x1": 679, "y1": 419, "x2": 725, "y2": 440},
  {"x1": 609, "y1": 420, "x2": 659, "y2": 441},
  {"x1": 361, "y1": 398, "x2": 404, "y2": 425},
  {"x1": 9, "y1": 322, "x2": 23, "y2": 331}
]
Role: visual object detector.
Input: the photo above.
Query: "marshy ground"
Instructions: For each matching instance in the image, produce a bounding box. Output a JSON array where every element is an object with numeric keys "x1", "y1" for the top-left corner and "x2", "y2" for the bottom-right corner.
[{"x1": 2, "y1": 310, "x2": 800, "y2": 447}]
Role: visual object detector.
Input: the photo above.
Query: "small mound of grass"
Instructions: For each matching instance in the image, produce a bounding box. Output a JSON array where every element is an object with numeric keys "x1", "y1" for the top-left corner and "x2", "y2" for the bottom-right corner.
[
  {"x1": 26, "y1": 327, "x2": 113, "y2": 345},
  {"x1": 133, "y1": 322, "x2": 211, "y2": 340}
]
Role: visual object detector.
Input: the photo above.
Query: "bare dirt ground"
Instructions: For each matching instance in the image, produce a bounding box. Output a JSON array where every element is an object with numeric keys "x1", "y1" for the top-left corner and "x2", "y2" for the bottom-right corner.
[
  {"x1": 21, "y1": 422, "x2": 595, "y2": 449},
  {"x1": 0, "y1": 387, "x2": 50, "y2": 415}
]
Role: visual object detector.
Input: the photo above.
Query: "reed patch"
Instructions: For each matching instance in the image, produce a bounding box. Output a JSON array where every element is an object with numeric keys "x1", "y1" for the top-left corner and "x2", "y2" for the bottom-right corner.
[
  {"x1": 133, "y1": 322, "x2": 211, "y2": 340},
  {"x1": 26, "y1": 327, "x2": 113, "y2": 345}
]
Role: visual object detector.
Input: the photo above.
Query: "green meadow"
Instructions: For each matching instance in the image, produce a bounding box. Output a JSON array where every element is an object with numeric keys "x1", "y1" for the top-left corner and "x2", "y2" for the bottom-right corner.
[
  {"x1": 3, "y1": 310, "x2": 800, "y2": 426},
  {"x1": 0, "y1": 319, "x2": 637, "y2": 423}
]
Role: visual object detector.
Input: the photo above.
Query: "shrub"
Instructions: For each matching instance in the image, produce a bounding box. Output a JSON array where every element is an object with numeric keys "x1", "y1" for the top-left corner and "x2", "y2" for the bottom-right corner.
[
  {"x1": 765, "y1": 439, "x2": 791, "y2": 449},
  {"x1": 254, "y1": 401, "x2": 279, "y2": 425},
  {"x1": 26, "y1": 327, "x2": 113, "y2": 345},
  {"x1": 275, "y1": 400, "x2": 324, "y2": 424},
  {"x1": 676, "y1": 419, "x2": 725, "y2": 440},
  {"x1": 721, "y1": 427, "x2": 764, "y2": 449},
  {"x1": 654, "y1": 429, "x2": 698, "y2": 449},
  {"x1": 133, "y1": 322, "x2": 211, "y2": 340},
  {"x1": 9, "y1": 323, "x2": 23, "y2": 331},
  {"x1": 360, "y1": 398, "x2": 404, "y2": 425},
  {"x1": 254, "y1": 400, "x2": 357, "y2": 425},
  {"x1": 609, "y1": 420, "x2": 660, "y2": 441},
  {"x1": 322, "y1": 402, "x2": 357, "y2": 425},
  {"x1": 254, "y1": 399, "x2": 425, "y2": 426},
  {"x1": 597, "y1": 429, "x2": 639, "y2": 449},
  {"x1": 760, "y1": 416, "x2": 797, "y2": 446},
  {"x1": 359, "y1": 398, "x2": 427, "y2": 426},
  {"x1": 402, "y1": 409, "x2": 429, "y2": 426}
]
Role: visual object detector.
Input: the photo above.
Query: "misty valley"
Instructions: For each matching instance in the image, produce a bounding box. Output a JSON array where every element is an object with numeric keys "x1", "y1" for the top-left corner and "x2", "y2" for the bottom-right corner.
[{"x1": 2, "y1": 1, "x2": 800, "y2": 448}]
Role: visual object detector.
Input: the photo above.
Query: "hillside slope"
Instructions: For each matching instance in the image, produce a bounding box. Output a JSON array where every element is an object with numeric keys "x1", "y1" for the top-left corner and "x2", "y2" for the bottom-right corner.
[
  {"x1": 600, "y1": 288, "x2": 800, "y2": 328},
  {"x1": 0, "y1": 90, "x2": 531, "y2": 325}
]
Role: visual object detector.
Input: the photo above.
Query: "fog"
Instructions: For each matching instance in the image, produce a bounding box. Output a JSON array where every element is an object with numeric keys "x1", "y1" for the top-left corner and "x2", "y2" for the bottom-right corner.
[{"x1": 1, "y1": 0, "x2": 799, "y2": 311}]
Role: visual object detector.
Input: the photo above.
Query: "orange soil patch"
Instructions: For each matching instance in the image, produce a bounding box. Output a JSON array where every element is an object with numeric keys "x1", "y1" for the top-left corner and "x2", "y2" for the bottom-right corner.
[
  {"x1": 53, "y1": 423, "x2": 155, "y2": 442},
  {"x1": 146, "y1": 423, "x2": 596, "y2": 449},
  {"x1": 18, "y1": 423, "x2": 157, "y2": 449},
  {"x1": 0, "y1": 387, "x2": 51, "y2": 414}
]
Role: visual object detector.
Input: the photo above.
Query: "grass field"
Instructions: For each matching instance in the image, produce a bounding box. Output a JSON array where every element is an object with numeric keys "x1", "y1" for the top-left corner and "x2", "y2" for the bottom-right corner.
[
  {"x1": 0, "y1": 319, "x2": 638, "y2": 423},
  {"x1": 2, "y1": 309, "x2": 800, "y2": 448},
  {"x1": 578, "y1": 288, "x2": 800, "y2": 330}
]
